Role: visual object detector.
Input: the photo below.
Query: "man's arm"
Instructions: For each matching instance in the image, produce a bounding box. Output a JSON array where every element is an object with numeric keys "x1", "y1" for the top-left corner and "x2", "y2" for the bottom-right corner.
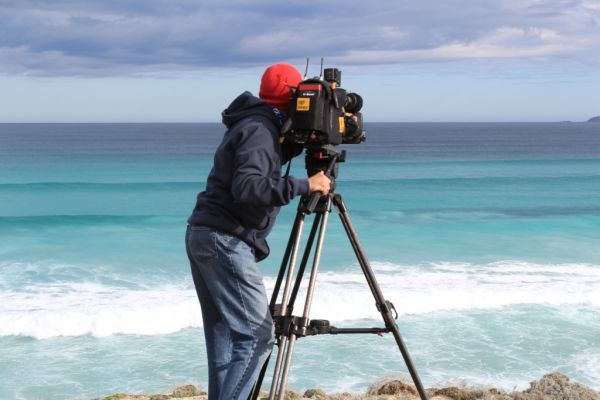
[{"x1": 231, "y1": 123, "x2": 309, "y2": 206}]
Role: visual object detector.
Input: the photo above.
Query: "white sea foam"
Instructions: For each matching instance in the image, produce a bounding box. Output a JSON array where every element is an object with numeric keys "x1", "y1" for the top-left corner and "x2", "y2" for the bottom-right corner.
[
  {"x1": 0, "y1": 281, "x2": 202, "y2": 339},
  {"x1": 302, "y1": 260, "x2": 600, "y2": 319},
  {"x1": 572, "y1": 350, "x2": 600, "y2": 388},
  {"x1": 1, "y1": 260, "x2": 599, "y2": 339}
]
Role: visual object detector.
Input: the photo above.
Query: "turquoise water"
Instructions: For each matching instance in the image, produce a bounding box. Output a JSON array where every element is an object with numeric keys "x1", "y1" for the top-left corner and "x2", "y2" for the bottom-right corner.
[{"x1": 1, "y1": 123, "x2": 599, "y2": 399}]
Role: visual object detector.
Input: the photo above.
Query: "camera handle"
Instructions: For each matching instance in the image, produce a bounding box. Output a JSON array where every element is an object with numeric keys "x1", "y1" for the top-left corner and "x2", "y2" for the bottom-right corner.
[{"x1": 249, "y1": 164, "x2": 429, "y2": 400}]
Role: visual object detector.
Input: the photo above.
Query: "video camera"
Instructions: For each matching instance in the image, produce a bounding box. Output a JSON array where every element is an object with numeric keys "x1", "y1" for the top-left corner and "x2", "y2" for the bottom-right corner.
[{"x1": 282, "y1": 65, "x2": 366, "y2": 146}]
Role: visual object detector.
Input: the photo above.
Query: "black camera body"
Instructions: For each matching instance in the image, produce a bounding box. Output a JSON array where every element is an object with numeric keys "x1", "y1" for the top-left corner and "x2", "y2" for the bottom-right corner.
[{"x1": 282, "y1": 68, "x2": 365, "y2": 146}]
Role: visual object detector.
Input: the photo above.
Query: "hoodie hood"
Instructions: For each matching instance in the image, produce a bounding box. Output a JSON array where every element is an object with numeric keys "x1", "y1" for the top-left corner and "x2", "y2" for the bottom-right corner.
[{"x1": 222, "y1": 91, "x2": 279, "y2": 129}]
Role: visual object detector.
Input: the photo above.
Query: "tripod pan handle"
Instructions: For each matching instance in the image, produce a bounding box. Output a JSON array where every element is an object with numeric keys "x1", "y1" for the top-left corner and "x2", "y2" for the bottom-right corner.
[{"x1": 305, "y1": 192, "x2": 321, "y2": 214}]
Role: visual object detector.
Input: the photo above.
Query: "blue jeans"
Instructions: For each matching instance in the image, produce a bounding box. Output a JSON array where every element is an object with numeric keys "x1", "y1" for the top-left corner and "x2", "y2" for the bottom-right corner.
[{"x1": 186, "y1": 225, "x2": 275, "y2": 400}]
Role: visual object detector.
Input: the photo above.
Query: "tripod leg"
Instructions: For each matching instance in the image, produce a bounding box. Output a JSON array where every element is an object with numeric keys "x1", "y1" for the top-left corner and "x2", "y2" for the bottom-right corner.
[
  {"x1": 248, "y1": 353, "x2": 271, "y2": 400},
  {"x1": 287, "y1": 212, "x2": 323, "y2": 315},
  {"x1": 274, "y1": 333, "x2": 298, "y2": 400},
  {"x1": 270, "y1": 211, "x2": 305, "y2": 310},
  {"x1": 267, "y1": 334, "x2": 287, "y2": 399},
  {"x1": 268, "y1": 214, "x2": 307, "y2": 399},
  {"x1": 274, "y1": 197, "x2": 333, "y2": 400},
  {"x1": 268, "y1": 211, "x2": 323, "y2": 399},
  {"x1": 333, "y1": 194, "x2": 430, "y2": 400},
  {"x1": 249, "y1": 210, "x2": 307, "y2": 400}
]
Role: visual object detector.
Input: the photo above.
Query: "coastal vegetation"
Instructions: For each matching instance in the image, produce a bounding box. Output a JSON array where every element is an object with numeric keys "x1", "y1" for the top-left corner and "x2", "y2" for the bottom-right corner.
[{"x1": 94, "y1": 373, "x2": 599, "y2": 400}]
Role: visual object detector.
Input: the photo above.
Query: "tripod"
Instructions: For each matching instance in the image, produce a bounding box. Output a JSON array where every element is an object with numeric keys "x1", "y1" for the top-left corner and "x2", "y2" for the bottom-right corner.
[{"x1": 250, "y1": 149, "x2": 429, "y2": 400}]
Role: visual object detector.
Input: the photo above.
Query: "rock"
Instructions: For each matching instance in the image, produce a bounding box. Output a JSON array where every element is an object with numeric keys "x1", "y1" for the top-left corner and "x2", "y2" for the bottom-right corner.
[
  {"x1": 93, "y1": 373, "x2": 600, "y2": 400},
  {"x1": 304, "y1": 388, "x2": 327, "y2": 398},
  {"x1": 171, "y1": 385, "x2": 204, "y2": 398},
  {"x1": 513, "y1": 372, "x2": 600, "y2": 400},
  {"x1": 325, "y1": 393, "x2": 355, "y2": 400},
  {"x1": 433, "y1": 386, "x2": 483, "y2": 400},
  {"x1": 377, "y1": 379, "x2": 419, "y2": 396},
  {"x1": 282, "y1": 390, "x2": 303, "y2": 400},
  {"x1": 587, "y1": 116, "x2": 600, "y2": 123}
]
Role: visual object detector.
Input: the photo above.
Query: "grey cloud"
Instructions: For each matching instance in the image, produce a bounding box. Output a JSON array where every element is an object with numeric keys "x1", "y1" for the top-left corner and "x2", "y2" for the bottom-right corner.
[{"x1": 0, "y1": 0, "x2": 598, "y2": 76}]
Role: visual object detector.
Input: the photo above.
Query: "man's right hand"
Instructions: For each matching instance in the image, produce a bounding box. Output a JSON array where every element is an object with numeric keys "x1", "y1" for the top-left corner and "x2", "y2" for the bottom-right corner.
[{"x1": 308, "y1": 171, "x2": 331, "y2": 195}]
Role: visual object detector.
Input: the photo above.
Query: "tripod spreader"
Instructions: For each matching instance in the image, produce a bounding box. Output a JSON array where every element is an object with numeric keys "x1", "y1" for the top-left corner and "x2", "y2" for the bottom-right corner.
[{"x1": 273, "y1": 314, "x2": 395, "y2": 338}]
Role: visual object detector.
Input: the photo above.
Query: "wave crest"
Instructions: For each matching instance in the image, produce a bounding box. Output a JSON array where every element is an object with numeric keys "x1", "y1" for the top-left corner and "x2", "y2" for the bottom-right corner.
[{"x1": 1, "y1": 260, "x2": 599, "y2": 339}]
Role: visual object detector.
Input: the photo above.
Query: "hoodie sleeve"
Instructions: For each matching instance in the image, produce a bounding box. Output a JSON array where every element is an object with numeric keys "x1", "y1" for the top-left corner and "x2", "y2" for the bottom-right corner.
[{"x1": 231, "y1": 122, "x2": 309, "y2": 206}]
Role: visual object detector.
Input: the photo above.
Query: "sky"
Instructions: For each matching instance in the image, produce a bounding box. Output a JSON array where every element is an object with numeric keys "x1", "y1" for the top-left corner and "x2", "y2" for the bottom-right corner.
[{"x1": 0, "y1": 0, "x2": 599, "y2": 122}]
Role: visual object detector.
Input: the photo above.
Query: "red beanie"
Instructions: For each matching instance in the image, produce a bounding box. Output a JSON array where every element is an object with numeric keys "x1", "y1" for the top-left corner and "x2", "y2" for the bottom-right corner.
[{"x1": 259, "y1": 63, "x2": 302, "y2": 112}]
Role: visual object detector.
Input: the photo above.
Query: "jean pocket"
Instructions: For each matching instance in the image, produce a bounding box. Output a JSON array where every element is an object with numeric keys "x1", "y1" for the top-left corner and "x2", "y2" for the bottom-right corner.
[
  {"x1": 215, "y1": 231, "x2": 254, "y2": 257},
  {"x1": 186, "y1": 226, "x2": 217, "y2": 262}
]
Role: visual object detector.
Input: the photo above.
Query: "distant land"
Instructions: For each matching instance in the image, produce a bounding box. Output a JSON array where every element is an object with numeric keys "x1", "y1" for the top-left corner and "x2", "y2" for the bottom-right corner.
[{"x1": 588, "y1": 116, "x2": 600, "y2": 122}]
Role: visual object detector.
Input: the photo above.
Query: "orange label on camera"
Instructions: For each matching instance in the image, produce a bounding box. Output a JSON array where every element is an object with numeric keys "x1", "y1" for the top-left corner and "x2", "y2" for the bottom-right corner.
[
  {"x1": 296, "y1": 98, "x2": 310, "y2": 111},
  {"x1": 339, "y1": 116, "x2": 345, "y2": 133}
]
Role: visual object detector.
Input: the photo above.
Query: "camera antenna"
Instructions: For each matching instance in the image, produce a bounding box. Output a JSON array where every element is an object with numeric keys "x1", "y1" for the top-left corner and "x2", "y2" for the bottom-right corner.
[
  {"x1": 319, "y1": 57, "x2": 324, "y2": 79},
  {"x1": 303, "y1": 57, "x2": 310, "y2": 79}
]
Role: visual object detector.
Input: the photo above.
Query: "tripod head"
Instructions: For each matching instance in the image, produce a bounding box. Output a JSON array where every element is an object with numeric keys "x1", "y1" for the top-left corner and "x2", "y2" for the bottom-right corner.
[
  {"x1": 302, "y1": 145, "x2": 346, "y2": 213},
  {"x1": 304, "y1": 145, "x2": 346, "y2": 182}
]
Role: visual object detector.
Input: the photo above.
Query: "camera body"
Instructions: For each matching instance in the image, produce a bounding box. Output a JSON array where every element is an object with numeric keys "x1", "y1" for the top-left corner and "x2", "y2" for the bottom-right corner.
[{"x1": 282, "y1": 68, "x2": 365, "y2": 146}]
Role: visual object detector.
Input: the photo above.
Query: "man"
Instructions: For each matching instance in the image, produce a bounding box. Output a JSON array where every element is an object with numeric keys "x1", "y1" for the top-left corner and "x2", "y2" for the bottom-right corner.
[{"x1": 186, "y1": 63, "x2": 331, "y2": 399}]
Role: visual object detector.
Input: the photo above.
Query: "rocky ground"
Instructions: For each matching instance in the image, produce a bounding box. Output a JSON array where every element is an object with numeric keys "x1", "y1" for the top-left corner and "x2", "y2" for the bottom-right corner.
[{"x1": 94, "y1": 372, "x2": 599, "y2": 400}]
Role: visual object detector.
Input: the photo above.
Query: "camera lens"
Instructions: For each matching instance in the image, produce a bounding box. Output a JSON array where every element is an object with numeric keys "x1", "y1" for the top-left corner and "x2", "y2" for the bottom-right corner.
[{"x1": 344, "y1": 93, "x2": 363, "y2": 113}]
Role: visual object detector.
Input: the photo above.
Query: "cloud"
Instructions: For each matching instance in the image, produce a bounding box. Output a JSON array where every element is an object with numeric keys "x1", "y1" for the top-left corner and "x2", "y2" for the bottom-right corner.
[
  {"x1": 0, "y1": 0, "x2": 598, "y2": 76},
  {"x1": 332, "y1": 25, "x2": 574, "y2": 65}
]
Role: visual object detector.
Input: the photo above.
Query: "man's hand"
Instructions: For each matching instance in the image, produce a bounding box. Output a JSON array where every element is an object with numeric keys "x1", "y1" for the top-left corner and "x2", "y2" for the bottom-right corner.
[{"x1": 308, "y1": 171, "x2": 331, "y2": 195}]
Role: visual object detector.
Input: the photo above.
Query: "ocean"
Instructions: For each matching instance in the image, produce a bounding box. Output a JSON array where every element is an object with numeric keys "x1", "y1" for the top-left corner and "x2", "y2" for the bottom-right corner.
[{"x1": 1, "y1": 122, "x2": 599, "y2": 399}]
